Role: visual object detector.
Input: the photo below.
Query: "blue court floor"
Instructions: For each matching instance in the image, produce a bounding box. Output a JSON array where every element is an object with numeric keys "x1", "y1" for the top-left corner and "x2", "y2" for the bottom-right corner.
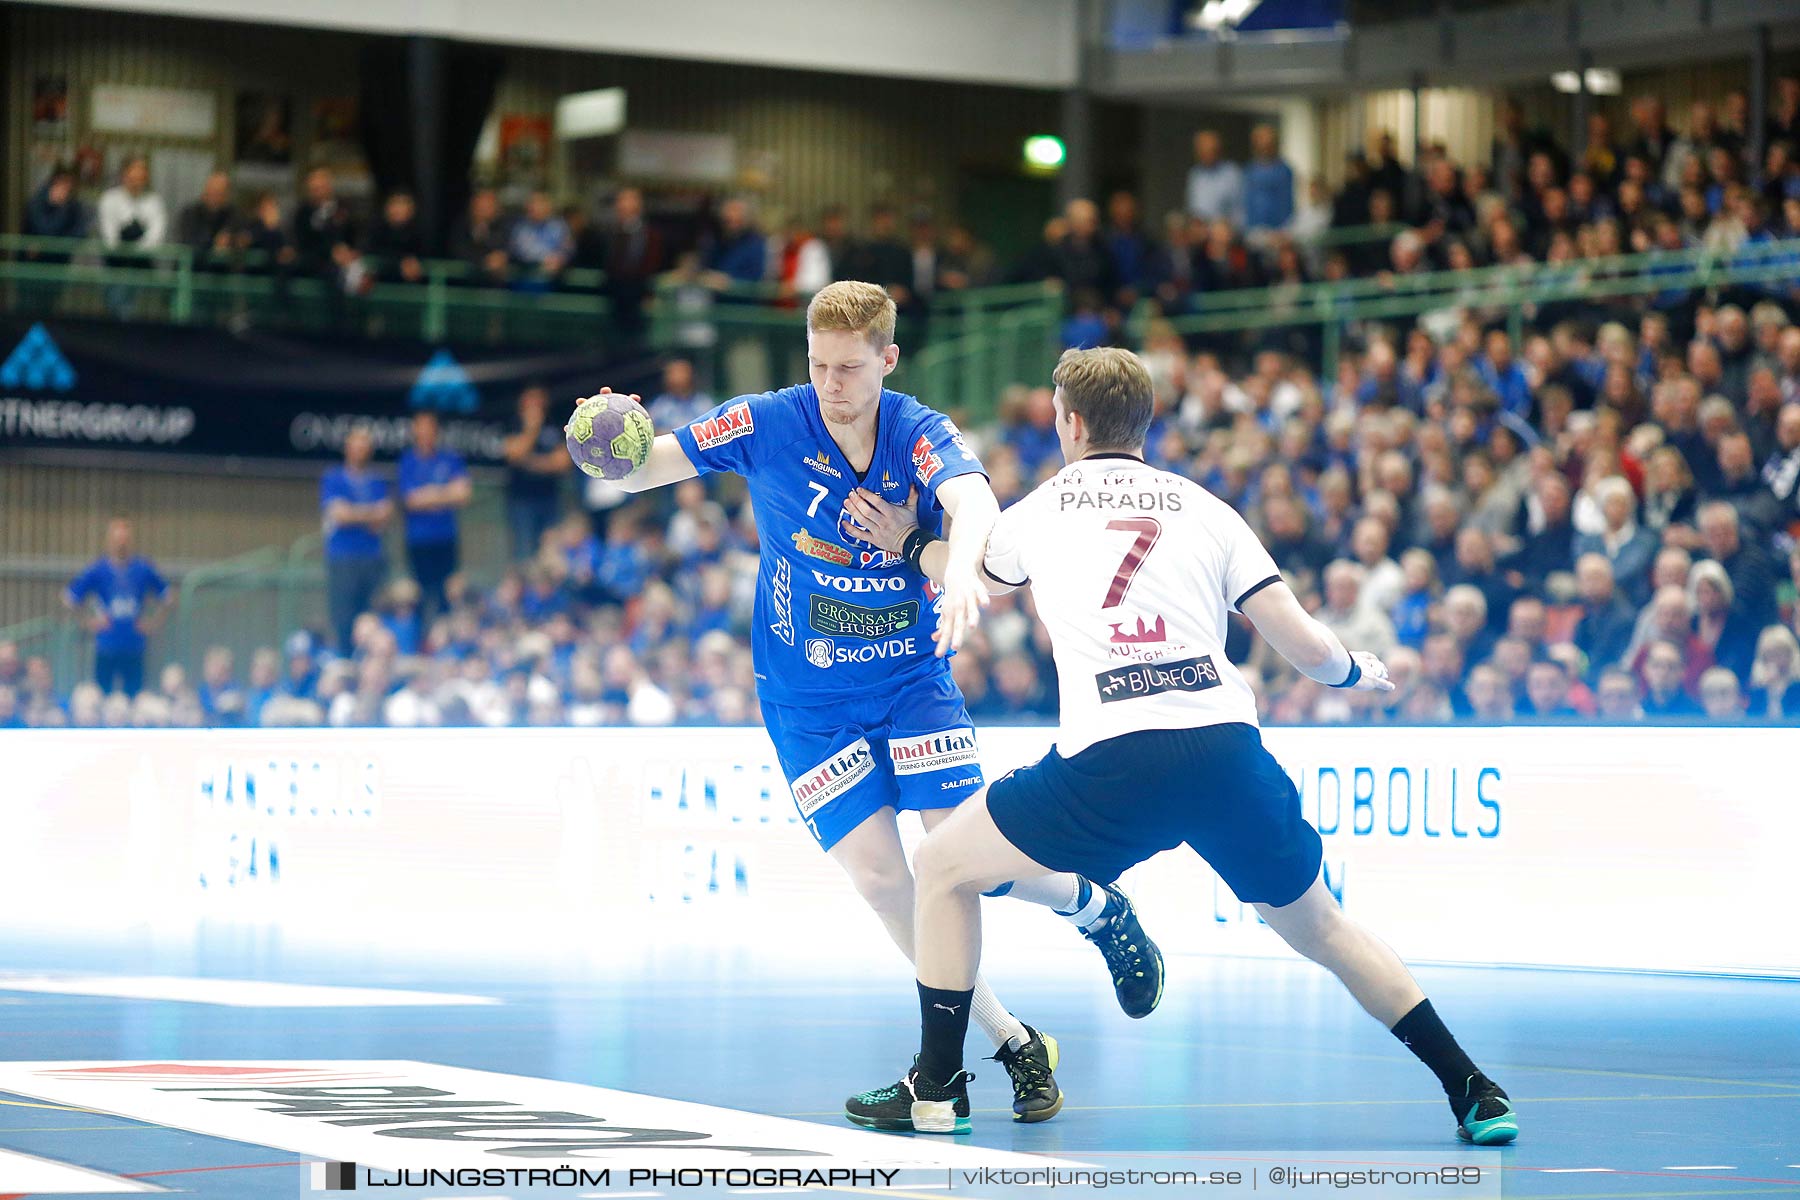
[{"x1": 0, "y1": 937, "x2": 1794, "y2": 1198}]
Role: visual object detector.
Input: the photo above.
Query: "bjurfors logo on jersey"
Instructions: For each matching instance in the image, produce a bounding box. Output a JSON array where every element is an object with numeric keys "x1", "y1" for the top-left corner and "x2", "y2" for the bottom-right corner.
[
  {"x1": 689, "y1": 401, "x2": 753, "y2": 450},
  {"x1": 770, "y1": 558, "x2": 795, "y2": 646},
  {"x1": 811, "y1": 571, "x2": 907, "y2": 594},
  {"x1": 889, "y1": 728, "x2": 979, "y2": 776},
  {"x1": 805, "y1": 638, "x2": 834, "y2": 668},
  {"x1": 911, "y1": 433, "x2": 944, "y2": 486},
  {"x1": 1095, "y1": 654, "x2": 1221, "y2": 703},
  {"x1": 792, "y1": 738, "x2": 874, "y2": 816}
]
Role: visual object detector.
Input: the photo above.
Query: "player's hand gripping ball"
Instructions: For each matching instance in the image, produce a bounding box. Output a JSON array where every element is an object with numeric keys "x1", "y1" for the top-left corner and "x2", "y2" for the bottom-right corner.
[{"x1": 565, "y1": 391, "x2": 654, "y2": 480}]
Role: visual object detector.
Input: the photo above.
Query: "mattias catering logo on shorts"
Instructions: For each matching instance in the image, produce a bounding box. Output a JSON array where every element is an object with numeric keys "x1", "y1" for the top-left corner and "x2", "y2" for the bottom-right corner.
[
  {"x1": 809, "y1": 595, "x2": 918, "y2": 641},
  {"x1": 889, "y1": 728, "x2": 979, "y2": 776},
  {"x1": 792, "y1": 738, "x2": 875, "y2": 815},
  {"x1": 1095, "y1": 654, "x2": 1221, "y2": 703},
  {"x1": 805, "y1": 638, "x2": 834, "y2": 669}
]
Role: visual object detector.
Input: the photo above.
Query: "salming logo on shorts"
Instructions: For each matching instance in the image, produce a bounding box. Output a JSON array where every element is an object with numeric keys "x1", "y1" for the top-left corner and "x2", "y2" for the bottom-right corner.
[
  {"x1": 888, "y1": 727, "x2": 979, "y2": 776},
  {"x1": 791, "y1": 737, "x2": 875, "y2": 816},
  {"x1": 1094, "y1": 654, "x2": 1221, "y2": 703}
]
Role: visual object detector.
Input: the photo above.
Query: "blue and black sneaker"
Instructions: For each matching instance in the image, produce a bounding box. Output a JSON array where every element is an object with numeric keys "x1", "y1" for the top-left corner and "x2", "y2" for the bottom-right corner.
[
  {"x1": 845, "y1": 1058, "x2": 973, "y2": 1134},
  {"x1": 1452, "y1": 1073, "x2": 1519, "y2": 1145},
  {"x1": 1084, "y1": 882, "x2": 1165, "y2": 1019}
]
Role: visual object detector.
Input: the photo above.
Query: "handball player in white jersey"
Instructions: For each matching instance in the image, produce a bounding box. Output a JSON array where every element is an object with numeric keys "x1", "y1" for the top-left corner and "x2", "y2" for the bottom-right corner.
[{"x1": 841, "y1": 347, "x2": 1518, "y2": 1146}]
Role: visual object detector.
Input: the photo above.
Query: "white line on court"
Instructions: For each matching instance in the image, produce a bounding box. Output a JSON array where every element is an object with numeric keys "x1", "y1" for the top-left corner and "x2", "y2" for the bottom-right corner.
[
  {"x1": 1661, "y1": 1165, "x2": 1736, "y2": 1170},
  {"x1": 1542, "y1": 1168, "x2": 1616, "y2": 1173}
]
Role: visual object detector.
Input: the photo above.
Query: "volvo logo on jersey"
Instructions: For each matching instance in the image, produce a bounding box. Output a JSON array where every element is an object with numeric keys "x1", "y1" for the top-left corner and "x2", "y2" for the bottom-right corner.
[{"x1": 1095, "y1": 655, "x2": 1221, "y2": 703}]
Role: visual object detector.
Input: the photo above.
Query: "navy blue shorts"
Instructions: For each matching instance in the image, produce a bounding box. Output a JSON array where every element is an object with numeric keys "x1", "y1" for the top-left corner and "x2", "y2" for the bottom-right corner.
[
  {"x1": 762, "y1": 673, "x2": 984, "y2": 851},
  {"x1": 986, "y1": 722, "x2": 1322, "y2": 907}
]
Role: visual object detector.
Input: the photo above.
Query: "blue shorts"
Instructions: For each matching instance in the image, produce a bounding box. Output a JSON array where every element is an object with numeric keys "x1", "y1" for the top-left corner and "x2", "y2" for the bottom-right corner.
[
  {"x1": 762, "y1": 673, "x2": 984, "y2": 850},
  {"x1": 986, "y1": 722, "x2": 1322, "y2": 907}
]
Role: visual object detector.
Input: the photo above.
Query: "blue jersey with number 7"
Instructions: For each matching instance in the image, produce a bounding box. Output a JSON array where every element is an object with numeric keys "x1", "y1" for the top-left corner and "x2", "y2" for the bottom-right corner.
[{"x1": 673, "y1": 384, "x2": 985, "y2": 707}]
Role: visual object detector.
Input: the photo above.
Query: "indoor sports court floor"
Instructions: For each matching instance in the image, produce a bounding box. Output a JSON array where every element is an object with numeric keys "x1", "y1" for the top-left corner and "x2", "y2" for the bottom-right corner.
[{"x1": 0, "y1": 939, "x2": 1793, "y2": 1199}]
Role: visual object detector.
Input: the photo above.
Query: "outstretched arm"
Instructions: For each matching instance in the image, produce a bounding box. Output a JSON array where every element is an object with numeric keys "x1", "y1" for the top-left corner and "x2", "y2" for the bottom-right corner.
[
  {"x1": 568, "y1": 388, "x2": 699, "y2": 494},
  {"x1": 931, "y1": 474, "x2": 1001, "y2": 655},
  {"x1": 1239, "y1": 580, "x2": 1393, "y2": 691}
]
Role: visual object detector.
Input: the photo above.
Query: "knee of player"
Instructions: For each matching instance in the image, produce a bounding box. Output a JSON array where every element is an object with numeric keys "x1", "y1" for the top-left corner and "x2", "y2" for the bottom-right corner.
[
  {"x1": 912, "y1": 834, "x2": 980, "y2": 895},
  {"x1": 842, "y1": 857, "x2": 914, "y2": 910}
]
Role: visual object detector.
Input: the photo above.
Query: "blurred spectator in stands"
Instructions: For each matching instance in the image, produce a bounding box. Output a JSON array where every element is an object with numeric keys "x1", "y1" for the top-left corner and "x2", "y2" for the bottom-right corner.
[
  {"x1": 1048, "y1": 198, "x2": 1115, "y2": 306},
  {"x1": 1318, "y1": 560, "x2": 1397, "y2": 660},
  {"x1": 1008, "y1": 215, "x2": 1069, "y2": 285},
  {"x1": 1697, "y1": 500, "x2": 1776, "y2": 630},
  {"x1": 1573, "y1": 552, "x2": 1638, "y2": 678},
  {"x1": 1640, "y1": 639, "x2": 1701, "y2": 716},
  {"x1": 812, "y1": 205, "x2": 853, "y2": 285},
  {"x1": 398, "y1": 410, "x2": 470, "y2": 622},
  {"x1": 509, "y1": 189, "x2": 572, "y2": 291},
  {"x1": 902, "y1": 209, "x2": 939, "y2": 313},
  {"x1": 363, "y1": 190, "x2": 425, "y2": 284},
  {"x1": 239, "y1": 191, "x2": 297, "y2": 275},
  {"x1": 1696, "y1": 666, "x2": 1745, "y2": 720},
  {"x1": 598, "y1": 186, "x2": 663, "y2": 342},
  {"x1": 293, "y1": 166, "x2": 358, "y2": 287},
  {"x1": 1746, "y1": 624, "x2": 1800, "y2": 719},
  {"x1": 939, "y1": 223, "x2": 997, "y2": 292},
  {"x1": 451, "y1": 188, "x2": 511, "y2": 286},
  {"x1": 1521, "y1": 658, "x2": 1578, "y2": 718},
  {"x1": 1005, "y1": 387, "x2": 1062, "y2": 477},
  {"x1": 503, "y1": 385, "x2": 569, "y2": 562},
  {"x1": 1763, "y1": 402, "x2": 1800, "y2": 518},
  {"x1": 1187, "y1": 129, "x2": 1244, "y2": 227},
  {"x1": 63, "y1": 517, "x2": 174, "y2": 698},
  {"x1": 197, "y1": 645, "x2": 244, "y2": 727},
  {"x1": 97, "y1": 155, "x2": 166, "y2": 254},
  {"x1": 1572, "y1": 476, "x2": 1658, "y2": 600},
  {"x1": 1103, "y1": 191, "x2": 1152, "y2": 309},
  {"x1": 178, "y1": 170, "x2": 237, "y2": 261},
  {"x1": 24, "y1": 164, "x2": 85, "y2": 241},
  {"x1": 321, "y1": 426, "x2": 391, "y2": 654},
  {"x1": 1593, "y1": 666, "x2": 1641, "y2": 721},
  {"x1": 1689, "y1": 558, "x2": 1757, "y2": 681},
  {"x1": 97, "y1": 155, "x2": 167, "y2": 316},
  {"x1": 703, "y1": 196, "x2": 769, "y2": 289},
  {"x1": 648, "y1": 358, "x2": 713, "y2": 429},
  {"x1": 845, "y1": 203, "x2": 911, "y2": 300},
  {"x1": 1507, "y1": 473, "x2": 1577, "y2": 585},
  {"x1": 244, "y1": 646, "x2": 280, "y2": 727},
  {"x1": 0, "y1": 642, "x2": 20, "y2": 692},
  {"x1": 1243, "y1": 124, "x2": 1295, "y2": 238},
  {"x1": 1464, "y1": 663, "x2": 1514, "y2": 721}
]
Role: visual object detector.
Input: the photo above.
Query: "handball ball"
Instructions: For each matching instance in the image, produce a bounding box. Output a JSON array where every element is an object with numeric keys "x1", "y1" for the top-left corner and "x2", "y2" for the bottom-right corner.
[{"x1": 565, "y1": 393, "x2": 654, "y2": 480}]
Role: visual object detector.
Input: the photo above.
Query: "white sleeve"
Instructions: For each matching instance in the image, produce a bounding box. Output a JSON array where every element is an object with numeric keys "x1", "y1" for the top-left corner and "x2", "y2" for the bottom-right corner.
[
  {"x1": 793, "y1": 239, "x2": 831, "y2": 294},
  {"x1": 982, "y1": 500, "x2": 1031, "y2": 588},
  {"x1": 97, "y1": 191, "x2": 124, "y2": 247},
  {"x1": 1218, "y1": 502, "x2": 1282, "y2": 612},
  {"x1": 141, "y1": 196, "x2": 168, "y2": 248}
]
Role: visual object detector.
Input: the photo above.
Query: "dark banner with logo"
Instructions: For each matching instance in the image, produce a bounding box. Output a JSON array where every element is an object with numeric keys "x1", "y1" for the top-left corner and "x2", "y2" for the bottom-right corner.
[{"x1": 0, "y1": 318, "x2": 653, "y2": 463}]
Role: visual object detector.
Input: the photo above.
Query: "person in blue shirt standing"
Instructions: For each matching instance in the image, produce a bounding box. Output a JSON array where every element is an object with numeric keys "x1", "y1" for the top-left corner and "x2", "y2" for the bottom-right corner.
[
  {"x1": 321, "y1": 426, "x2": 392, "y2": 653},
  {"x1": 1243, "y1": 123, "x2": 1296, "y2": 237},
  {"x1": 578, "y1": 281, "x2": 1164, "y2": 1128},
  {"x1": 63, "y1": 518, "x2": 175, "y2": 697},
  {"x1": 397, "y1": 411, "x2": 471, "y2": 623}
]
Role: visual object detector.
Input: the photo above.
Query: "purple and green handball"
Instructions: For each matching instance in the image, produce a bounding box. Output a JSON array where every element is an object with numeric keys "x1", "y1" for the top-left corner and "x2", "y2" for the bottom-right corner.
[{"x1": 565, "y1": 392, "x2": 655, "y2": 480}]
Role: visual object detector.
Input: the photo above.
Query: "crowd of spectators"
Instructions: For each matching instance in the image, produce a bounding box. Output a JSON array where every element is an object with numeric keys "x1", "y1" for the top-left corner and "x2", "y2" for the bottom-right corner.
[{"x1": 10, "y1": 76, "x2": 1800, "y2": 730}]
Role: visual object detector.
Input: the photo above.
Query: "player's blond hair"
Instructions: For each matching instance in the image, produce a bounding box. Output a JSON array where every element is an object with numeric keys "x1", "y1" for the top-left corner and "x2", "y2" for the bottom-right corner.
[
  {"x1": 806, "y1": 281, "x2": 897, "y2": 348},
  {"x1": 1051, "y1": 347, "x2": 1154, "y2": 450}
]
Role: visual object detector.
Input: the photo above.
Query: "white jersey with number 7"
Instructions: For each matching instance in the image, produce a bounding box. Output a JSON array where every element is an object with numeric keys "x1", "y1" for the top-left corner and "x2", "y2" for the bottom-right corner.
[{"x1": 983, "y1": 453, "x2": 1283, "y2": 757}]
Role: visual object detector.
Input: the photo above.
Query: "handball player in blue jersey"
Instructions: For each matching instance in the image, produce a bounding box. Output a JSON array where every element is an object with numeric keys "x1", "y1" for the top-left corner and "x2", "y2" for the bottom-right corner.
[{"x1": 577, "y1": 281, "x2": 1164, "y2": 1126}]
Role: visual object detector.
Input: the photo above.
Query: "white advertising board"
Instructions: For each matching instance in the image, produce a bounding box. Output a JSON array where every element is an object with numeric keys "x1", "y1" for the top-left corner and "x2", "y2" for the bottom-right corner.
[{"x1": 0, "y1": 726, "x2": 1793, "y2": 977}]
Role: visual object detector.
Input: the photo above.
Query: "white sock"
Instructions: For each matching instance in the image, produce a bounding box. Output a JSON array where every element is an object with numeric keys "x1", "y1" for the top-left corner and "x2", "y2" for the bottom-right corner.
[
  {"x1": 1000, "y1": 874, "x2": 1081, "y2": 912},
  {"x1": 1069, "y1": 879, "x2": 1111, "y2": 933},
  {"x1": 970, "y1": 976, "x2": 1029, "y2": 1053}
]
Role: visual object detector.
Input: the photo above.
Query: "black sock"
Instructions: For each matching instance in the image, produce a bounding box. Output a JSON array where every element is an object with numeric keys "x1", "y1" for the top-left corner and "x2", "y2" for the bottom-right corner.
[
  {"x1": 1390, "y1": 999, "x2": 1481, "y2": 1095},
  {"x1": 917, "y1": 981, "x2": 974, "y2": 1086}
]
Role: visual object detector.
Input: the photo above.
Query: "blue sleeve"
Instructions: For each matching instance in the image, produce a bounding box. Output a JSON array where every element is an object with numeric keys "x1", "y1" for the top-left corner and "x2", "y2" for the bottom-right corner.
[
  {"x1": 671, "y1": 388, "x2": 797, "y2": 478},
  {"x1": 67, "y1": 561, "x2": 98, "y2": 604},
  {"x1": 142, "y1": 561, "x2": 170, "y2": 600},
  {"x1": 397, "y1": 455, "x2": 421, "y2": 497},
  {"x1": 447, "y1": 453, "x2": 468, "y2": 482},
  {"x1": 908, "y1": 410, "x2": 987, "y2": 499},
  {"x1": 320, "y1": 470, "x2": 346, "y2": 510}
]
